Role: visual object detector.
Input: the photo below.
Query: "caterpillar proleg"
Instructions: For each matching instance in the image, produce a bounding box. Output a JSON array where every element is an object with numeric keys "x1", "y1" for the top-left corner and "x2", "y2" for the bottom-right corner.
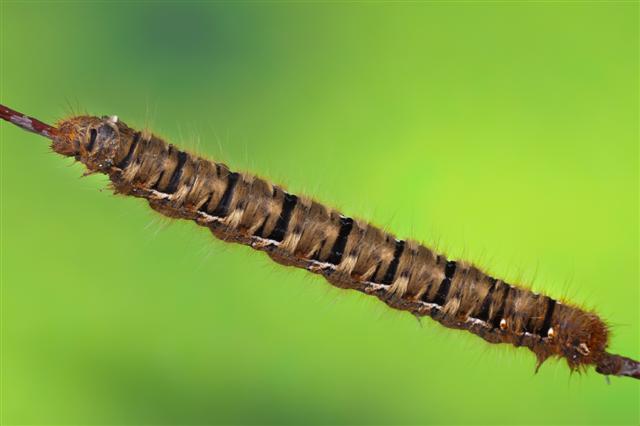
[{"x1": 1, "y1": 103, "x2": 638, "y2": 381}]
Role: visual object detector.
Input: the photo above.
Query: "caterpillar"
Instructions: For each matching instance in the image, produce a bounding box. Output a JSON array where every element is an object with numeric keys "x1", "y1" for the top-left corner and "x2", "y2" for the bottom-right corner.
[{"x1": 1, "y1": 103, "x2": 638, "y2": 380}]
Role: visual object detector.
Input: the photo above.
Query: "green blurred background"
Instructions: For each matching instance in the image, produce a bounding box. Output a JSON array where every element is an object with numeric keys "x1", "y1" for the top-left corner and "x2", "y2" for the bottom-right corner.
[{"x1": 1, "y1": 1, "x2": 638, "y2": 425}]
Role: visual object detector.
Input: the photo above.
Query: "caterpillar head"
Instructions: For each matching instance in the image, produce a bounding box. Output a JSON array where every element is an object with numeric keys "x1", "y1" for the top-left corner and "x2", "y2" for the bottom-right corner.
[{"x1": 53, "y1": 115, "x2": 127, "y2": 171}]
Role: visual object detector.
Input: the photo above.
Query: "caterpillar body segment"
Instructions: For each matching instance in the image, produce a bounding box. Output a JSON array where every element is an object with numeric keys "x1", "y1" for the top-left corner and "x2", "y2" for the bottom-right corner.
[{"x1": 53, "y1": 115, "x2": 610, "y2": 373}]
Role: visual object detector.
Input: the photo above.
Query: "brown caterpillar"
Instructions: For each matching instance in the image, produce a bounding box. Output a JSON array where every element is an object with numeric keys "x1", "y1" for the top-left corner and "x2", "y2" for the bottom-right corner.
[{"x1": 1, "y1": 104, "x2": 638, "y2": 380}]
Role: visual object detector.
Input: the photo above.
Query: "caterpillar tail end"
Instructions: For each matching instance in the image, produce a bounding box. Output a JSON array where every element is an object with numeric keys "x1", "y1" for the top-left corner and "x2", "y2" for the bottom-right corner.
[{"x1": 596, "y1": 352, "x2": 640, "y2": 380}]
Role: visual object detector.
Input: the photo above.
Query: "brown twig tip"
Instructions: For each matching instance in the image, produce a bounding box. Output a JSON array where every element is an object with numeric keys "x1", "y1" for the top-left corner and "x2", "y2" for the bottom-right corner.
[
  {"x1": 596, "y1": 352, "x2": 640, "y2": 380},
  {"x1": 0, "y1": 103, "x2": 57, "y2": 139}
]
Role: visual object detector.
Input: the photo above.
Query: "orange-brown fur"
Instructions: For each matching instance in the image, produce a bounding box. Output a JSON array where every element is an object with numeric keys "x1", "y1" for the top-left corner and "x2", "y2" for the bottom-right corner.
[{"x1": 53, "y1": 115, "x2": 610, "y2": 373}]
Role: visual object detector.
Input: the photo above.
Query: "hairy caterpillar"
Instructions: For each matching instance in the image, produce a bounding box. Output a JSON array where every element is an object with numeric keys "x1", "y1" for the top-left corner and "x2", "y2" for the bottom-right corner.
[{"x1": 1, "y1": 103, "x2": 638, "y2": 380}]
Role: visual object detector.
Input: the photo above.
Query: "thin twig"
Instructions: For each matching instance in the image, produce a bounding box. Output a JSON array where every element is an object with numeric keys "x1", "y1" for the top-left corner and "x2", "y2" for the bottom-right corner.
[
  {"x1": 597, "y1": 352, "x2": 640, "y2": 380},
  {"x1": 0, "y1": 103, "x2": 57, "y2": 139}
]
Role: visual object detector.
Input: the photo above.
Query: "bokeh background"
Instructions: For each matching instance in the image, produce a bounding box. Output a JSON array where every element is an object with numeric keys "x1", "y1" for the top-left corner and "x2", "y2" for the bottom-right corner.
[{"x1": 1, "y1": 1, "x2": 638, "y2": 425}]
